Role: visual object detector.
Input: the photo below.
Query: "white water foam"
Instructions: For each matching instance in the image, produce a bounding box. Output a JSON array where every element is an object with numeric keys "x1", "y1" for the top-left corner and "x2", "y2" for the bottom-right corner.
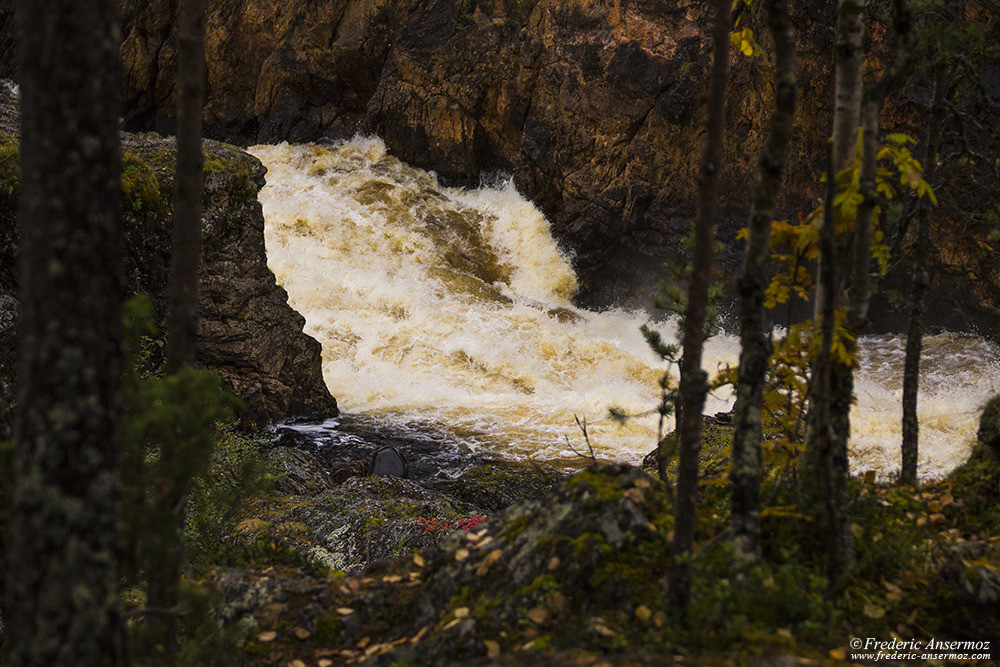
[{"x1": 250, "y1": 138, "x2": 1000, "y2": 478}]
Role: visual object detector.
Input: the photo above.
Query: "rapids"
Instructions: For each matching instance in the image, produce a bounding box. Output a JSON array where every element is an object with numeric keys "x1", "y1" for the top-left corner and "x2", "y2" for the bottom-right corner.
[{"x1": 249, "y1": 139, "x2": 1000, "y2": 480}]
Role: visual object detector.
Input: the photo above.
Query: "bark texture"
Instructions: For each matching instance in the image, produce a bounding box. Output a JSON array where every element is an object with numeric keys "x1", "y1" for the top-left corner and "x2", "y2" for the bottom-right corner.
[
  {"x1": 165, "y1": 0, "x2": 206, "y2": 374},
  {"x1": 668, "y1": 0, "x2": 730, "y2": 617},
  {"x1": 3, "y1": 0, "x2": 125, "y2": 663},
  {"x1": 901, "y1": 63, "x2": 944, "y2": 485},
  {"x1": 731, "y1": 0, "x2": 797, "y2": 570},
  {"x1": 801, "y1": 0, "x2": 865, "y2": 585}
]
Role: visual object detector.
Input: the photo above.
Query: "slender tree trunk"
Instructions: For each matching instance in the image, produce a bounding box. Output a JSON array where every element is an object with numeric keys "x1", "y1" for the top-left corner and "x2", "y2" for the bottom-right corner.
[
  {"x1": 901, "y1": 62, "x2": 944, "y2": 485},
  {"x1": 731, "y1": 0, "x2": 797, "y2": 571},
  {"x1": 146, "y1": 0, "x2": 206, "y2": 660},
  {"x1": 668, "y1": 0, "x2": 730, "y2": 618},
  {"x1": 813, "y1": 0, "x2": 865, "y2": 318},
  {"x1": 165, "y1": 0, "x2": 205, "y2": 374},
  {"x1": 803, "y1": 0, "x2": 865, "y2": 585},
  {"x1": 3, "y1": 0, "x2": 124, "y2": 664}
]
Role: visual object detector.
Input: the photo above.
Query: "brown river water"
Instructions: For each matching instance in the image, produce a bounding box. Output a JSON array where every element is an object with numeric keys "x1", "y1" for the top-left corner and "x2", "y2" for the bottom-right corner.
[{"x1": 249, "y1": 139, "x2": 1000, "y2": 481}]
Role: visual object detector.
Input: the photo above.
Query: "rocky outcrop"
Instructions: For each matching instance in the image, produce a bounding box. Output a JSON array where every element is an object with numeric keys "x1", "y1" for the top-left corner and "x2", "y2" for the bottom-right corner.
[
  {"x1": 105, "y1": 0, "x2": 1000, "y2": 340},
  {"x1": 0, "y1": 88, "x2": 337, "y2": 427},
  {"x1": 114, "y1": 0, "x2": 807, "y2": 307}
]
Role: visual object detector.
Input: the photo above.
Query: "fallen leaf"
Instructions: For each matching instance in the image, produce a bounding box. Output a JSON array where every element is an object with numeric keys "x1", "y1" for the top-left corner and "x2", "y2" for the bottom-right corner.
[
  {"x1": 257, "y1": 631, "x2": 277, "y2": 643},
  {"x1": 589, "y1": 618, "x2": 615, "y2": 637},
  {"x1": 382, "y1": 574, "x2": 402, "y2": 583},
  {"x1": 928, "y1": 500, "x2": 943, "y2": 513},
  {"x1": 484, "y1": 640, "x2": 500, "y2": 658},
  {"x1": 290, "y1": 661, "x2": 306, "y2": 667},
  {"x1": 863, "y1": 602, "x2": 885, "y2": 619},
  {"x1": 413, "y1": 553, "x2": 425, "y2": 567},
  {"x1": 336, "y1": 607, "x2": 355, "y2": 616},
  {"x1": 294, "y1": 627, "x2": 311, "y2": 640},
  {"x1": 357, "y1": 637, "x2": 370, "y2": 649},
  {"x1": 455, "y1": 548, "x2": 470, "y2": 562},
  {"x1": 829, "y1": 647, "x2": 846, "y2": 660},
  {"x1": 528, "y1": 606, "x2": 549, "y2": 624},
  {"x1": 776, "y1": 628, "x2": 794, "y2": 642},
  {"x1": 547, "y1": 557, "x2": 561, "y2": 571},
  {"x1": 477, "y1": 549, "x2": 503, "y2": 576},
  {"x1": 318, "y1": 660, "x2": 334, "y2": 667},
  {"x1": 548, "y1": 592, "x2": 566, "y2": 611},
  {"x1": 930, "y1": 512, "x2": 947, "y2": 525},
  {"x1": 454, "y1": 607, "x2": 470, "y2": 619},
  {"x1": 635, "y1": 605, "x2": 651, "y2": 621}
]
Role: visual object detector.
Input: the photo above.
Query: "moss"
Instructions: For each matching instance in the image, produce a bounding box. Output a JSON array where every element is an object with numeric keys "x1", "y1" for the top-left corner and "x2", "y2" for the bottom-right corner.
[
  {"x1": 0, "y1": 136, "x2": 18, "y2": 192},
  {"x1": 121, "y1": 151, "x2": 165, "y2": 219},
  {"x1": 203, "y1": 146, "x2": 259, "y2": 206},
  {"x1": 0, "y1": 136, "x2": 18, "y2": 290},
  {"x1": 313, "y1": 609, "x2": 343, "y2": 644},
  {"x1": 363, "y1": 515, "x2": 387, "y2": 534}
]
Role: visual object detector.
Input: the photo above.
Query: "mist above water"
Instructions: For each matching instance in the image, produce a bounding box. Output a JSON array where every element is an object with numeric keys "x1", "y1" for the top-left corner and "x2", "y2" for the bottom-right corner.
[{"x1": 250, "y1": 138, "x2": 1000, "y2": 480}]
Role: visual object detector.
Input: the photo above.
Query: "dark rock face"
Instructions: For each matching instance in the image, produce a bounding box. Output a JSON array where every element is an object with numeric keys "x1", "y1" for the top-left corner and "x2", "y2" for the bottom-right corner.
[
  {"x1": 113, "y1": 0, "x2": 786, "y2": 306},
  {"x1": 980, "y1": 395, "x2": 1000, "y2": 459},
  {"x1": 0, "y1": 88, "x2": 337, "y2": 427},
  {"x1": 102, "y1": 0, "x2": 1000, "y2": 340}
]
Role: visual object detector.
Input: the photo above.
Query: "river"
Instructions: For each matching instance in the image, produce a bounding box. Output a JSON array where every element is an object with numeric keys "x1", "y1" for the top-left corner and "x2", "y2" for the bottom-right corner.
[{"x1": 249, "y1": 138, "x2": 1000, "y2": 481}]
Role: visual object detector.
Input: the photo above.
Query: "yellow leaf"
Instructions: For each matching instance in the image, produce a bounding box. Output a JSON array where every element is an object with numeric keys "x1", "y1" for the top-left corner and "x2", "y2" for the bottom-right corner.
[
  {"x1": 484, "y1": 640, "x2": 501, "y2": 657},
  {"x1": 864, "y1": 602, "x2": 885, "y2": 618}
]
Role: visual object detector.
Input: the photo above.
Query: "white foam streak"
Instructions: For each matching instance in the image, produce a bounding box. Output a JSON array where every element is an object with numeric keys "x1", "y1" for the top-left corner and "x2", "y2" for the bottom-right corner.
[{"x1": 250, "y1": 138, "x2": 1000, "y2": 478}]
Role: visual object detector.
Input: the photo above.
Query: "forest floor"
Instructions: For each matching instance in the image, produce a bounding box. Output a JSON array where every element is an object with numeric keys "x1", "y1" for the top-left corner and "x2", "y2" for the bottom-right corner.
[{"x1": 145, "y1": 423, "x2": 999, "y2": 666}]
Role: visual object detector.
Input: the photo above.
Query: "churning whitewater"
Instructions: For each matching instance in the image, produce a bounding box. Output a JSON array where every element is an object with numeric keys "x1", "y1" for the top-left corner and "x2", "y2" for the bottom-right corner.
[{"x1": 250, "y1": 139, "x2": 1000, "y2": 479}]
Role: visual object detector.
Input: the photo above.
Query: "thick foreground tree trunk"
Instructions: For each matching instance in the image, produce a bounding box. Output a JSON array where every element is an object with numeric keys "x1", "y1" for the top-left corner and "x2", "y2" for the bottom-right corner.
[
  {"x1": 668, "y1": 0, "x2": 730, "y2": 618},
  {"x1": 731, "y1": 0, "x2": 797, "y2": 571},
  {"x1": 3, "y1": 0, "x2": 124, "y2": 664}
]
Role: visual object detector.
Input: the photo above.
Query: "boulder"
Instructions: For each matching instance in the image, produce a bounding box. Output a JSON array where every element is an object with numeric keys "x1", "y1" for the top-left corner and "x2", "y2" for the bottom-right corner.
[{"x1": 0, "y1": 87, "x2": 337, "y2": 427}]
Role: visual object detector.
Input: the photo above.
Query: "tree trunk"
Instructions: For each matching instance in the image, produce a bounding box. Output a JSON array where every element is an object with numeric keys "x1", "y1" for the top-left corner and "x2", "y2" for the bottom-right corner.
[
  {"x1": 731, "y1": 0, "x2": 797, "y2": 571},
  {"x1": 901, "y1": 62, "x2": 944, "y2": 485},
  {"x1": 146, "y1": 0, "x2": 207, "y2": 660},
  {"x1": 803, "y1": 0, "x2": 865, "y2": 585},
  {"x1": 668, "y1": 0, "x2": 730, "y2": 618},
  {"x1": 3, "y1": 0, "x2": 124, "y2": 664},
  {"x1": 812, "y1": 0, "x2": 865, "y2": 318},
  {"x1": 165, "y1": 0, "x2": 206, "y2": 374}
]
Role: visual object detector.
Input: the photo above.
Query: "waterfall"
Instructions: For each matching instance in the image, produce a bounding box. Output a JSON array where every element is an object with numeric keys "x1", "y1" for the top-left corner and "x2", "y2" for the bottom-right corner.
[{"x1": 250, "y1": 138, "x2": 1000, "y2": 479}]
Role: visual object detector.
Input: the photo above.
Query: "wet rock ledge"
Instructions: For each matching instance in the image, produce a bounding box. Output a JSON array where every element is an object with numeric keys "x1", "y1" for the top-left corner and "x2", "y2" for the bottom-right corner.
[{"x1": 0, "y1": 88, "x2": 337, "y2": 427}]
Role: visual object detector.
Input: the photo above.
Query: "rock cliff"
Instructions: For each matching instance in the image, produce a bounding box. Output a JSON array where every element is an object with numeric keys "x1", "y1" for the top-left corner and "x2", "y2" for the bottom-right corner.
[
  {"x1": 4, "y1": 0, "x2": 999, "y2": 338},
  {"x1": 0, "y1": 88, "x2": 337, "y2": 427}
]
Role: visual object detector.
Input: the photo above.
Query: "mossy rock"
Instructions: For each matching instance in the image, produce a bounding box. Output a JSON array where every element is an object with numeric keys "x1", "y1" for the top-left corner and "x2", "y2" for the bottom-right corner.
[
  {"x1": 343, "y1": 464, "x2": 675, "y2": 663},
  {"x1": 433, "y1": 461, "x2": 564, "y2": 513},
  {"x1": 978, "y1": 394, "x2": 1000, "y2": 459}
]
